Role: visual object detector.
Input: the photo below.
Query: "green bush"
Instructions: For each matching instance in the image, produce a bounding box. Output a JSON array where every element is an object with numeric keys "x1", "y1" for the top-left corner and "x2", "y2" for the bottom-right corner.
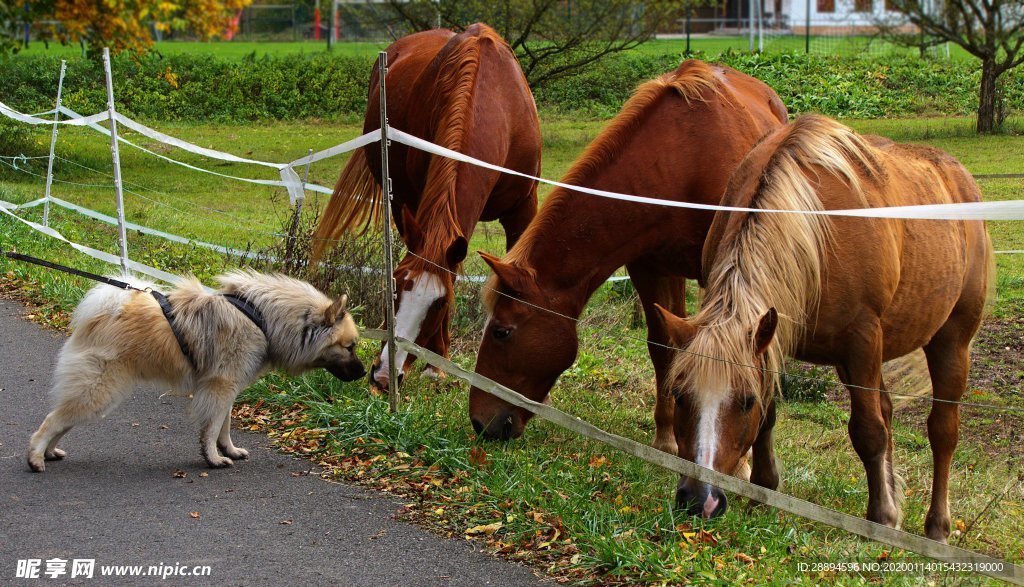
[
  {"x1": 0, "y1": 116, "x2": 34, "y2": 156},
  {"x1": 1, "y1": 49, "x2": 1020, "y2": 122}
]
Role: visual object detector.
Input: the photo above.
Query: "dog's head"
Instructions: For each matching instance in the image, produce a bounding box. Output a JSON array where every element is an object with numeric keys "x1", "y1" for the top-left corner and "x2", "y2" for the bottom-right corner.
[{"x1": 310, "y1": 295, "x2": 366, "y2": 383}]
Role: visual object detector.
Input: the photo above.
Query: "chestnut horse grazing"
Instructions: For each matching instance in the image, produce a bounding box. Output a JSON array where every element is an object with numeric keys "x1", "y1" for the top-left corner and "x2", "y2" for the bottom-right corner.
[
  {"x1": 471, "y1": 60, "x2": 787, "y2": 452},
  {"x1": 311, "y1": 24, "x2": 540, "y2": 389},
  {"x1": 655, "y1": 115, "x2": 992, "y2": 542}
]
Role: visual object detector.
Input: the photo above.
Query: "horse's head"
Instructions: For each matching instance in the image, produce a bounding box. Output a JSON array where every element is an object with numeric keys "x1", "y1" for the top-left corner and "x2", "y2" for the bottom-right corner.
[
  {"x1": 469, "y1": 252, "x2": 579, "y2": 440},
  {"x1": 369, "y1": 207, "x2": 468, "y2": 389},
  {"x1": 653, "y1": 304, "x2": 778, "y2": 519}
]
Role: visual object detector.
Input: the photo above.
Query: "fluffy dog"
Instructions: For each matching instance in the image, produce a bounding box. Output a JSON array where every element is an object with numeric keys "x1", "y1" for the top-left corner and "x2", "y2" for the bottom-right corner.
[{"x1": 27, "y1": 270, "x2": 365, "y2": 471}]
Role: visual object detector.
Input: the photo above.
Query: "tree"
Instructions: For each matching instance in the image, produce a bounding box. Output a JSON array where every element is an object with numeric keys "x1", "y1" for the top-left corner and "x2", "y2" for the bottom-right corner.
[
  {"x1": 883, "y1": 0, "x2": 1024, "y2": 133},
  {"x1": 386, "y1": 0, "x2": 686, "y2": 88},
  {"x1": 12, "y1": 0, "x2": 253, "y2": 57}
]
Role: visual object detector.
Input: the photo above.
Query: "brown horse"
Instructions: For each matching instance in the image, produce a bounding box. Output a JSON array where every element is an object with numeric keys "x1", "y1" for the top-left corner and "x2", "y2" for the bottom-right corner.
[
  {"x1": 312, "y1": 24, "x2": 540, "y2": 389},
  {"x1": 470, "y1": 60, "x2": 788, "y2": 452},
  {"x1": 654, "y1": 115, "x2": 992, "y2": 542}
]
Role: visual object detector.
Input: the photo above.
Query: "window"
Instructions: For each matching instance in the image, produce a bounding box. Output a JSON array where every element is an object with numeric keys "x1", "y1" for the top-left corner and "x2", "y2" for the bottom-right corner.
[
  {"x1": 854, "y1": 0, "x2": 873, "y2": 11},
  {"x1": 817, "y1": 0, "x2": 835, "y2": 12}
]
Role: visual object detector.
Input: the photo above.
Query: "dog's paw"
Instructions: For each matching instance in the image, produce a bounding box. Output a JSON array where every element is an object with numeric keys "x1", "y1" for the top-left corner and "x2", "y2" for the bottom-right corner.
[
  {"x1": 27, "y1": 453, "x2": 45, "y2": 473},
  {"x1": 205, "y1": 455, "x2": 234, "y2": 469},
  {"x1": 44, "y1": 448, "x2": 67, "y2": 461},
  {"x1": 220, "y1": 446, "x2": 249, "y2": 460}
]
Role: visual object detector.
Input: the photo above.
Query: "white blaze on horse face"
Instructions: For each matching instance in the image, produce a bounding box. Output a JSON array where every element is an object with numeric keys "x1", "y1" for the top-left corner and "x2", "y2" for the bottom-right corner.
[
  {"x1": 695, "y1": 392, "x2": 725, "y2": 517},
  {"x1": 375, "y1": 272, "x2": 445, "y2": 386}
]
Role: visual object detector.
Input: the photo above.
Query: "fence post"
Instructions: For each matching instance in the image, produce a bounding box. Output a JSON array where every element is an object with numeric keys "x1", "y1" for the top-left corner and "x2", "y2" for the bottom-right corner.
[
  {"x1": 102, "y1": 48, "x2": 130, "y2": 274},
  {"x1": 284, "y1": 149, "x2": 312, "y2": 269},
  {"x1": 805, "y1": 0, "x2": 811, "y2": 54},
  {"x1": 42, "y1": 60, "x2": 67, "y2": 228},
  {"x1": 748, "y1": 0, "x2": 755, "y2": 52},
  {"x1": 378, "y1": 51, "x2": 400, "y2": 413}
]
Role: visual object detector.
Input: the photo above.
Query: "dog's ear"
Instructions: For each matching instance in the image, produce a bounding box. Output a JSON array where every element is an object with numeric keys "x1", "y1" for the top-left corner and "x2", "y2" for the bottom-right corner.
[{"x1": 325, "y1": 294, "x2": 348, "y2": 325}]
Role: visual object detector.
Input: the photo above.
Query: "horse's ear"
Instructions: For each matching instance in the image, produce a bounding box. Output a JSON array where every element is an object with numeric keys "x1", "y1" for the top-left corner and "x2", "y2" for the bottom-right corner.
[
  {"x1": 479, "y1": 251, "x2": 535, "y2": 297},
  {"x1": 753, "y1": 307, "x2": 777, "y2": 355},
  {"x1": 401, "y1": 205, "x2": 423, "y2": 253},
  {"x1": 446, "y1": 236, "x2": 468, "y2": 268},
  {"x1": 651, "y1": 304, "x2": 697, "y2": 348},
  {"x1": 325, "y1": 294, "x2": 348, "y2": 325}
]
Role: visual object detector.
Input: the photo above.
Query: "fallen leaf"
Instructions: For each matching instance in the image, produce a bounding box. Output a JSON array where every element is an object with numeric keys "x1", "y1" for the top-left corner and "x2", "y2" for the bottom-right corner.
[
  {"x1": 468, "y1": 446, "x2": 489, "y2": 468},
  {"x1": 199, "y1": 472, "x2": 208, "y2": 478},
  {"x1": 172, "y1": 469, "x2": 187, "y2": 478},
  {"x1": 955, "y1": 519, "x2": 967, "y2": 532},
  {"x1": 465, "y1": 522, "x2": 503, "y2": 536},
  {"x1": 280, "y1": 519, "x2": 292, "y2": 525},
  {"x1": 189, "y1": 511, "x2": 200, "y2": 519}
]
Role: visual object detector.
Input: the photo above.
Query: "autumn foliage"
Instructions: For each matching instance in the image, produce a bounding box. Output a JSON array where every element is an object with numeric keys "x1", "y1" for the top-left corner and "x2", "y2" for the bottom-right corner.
[{"x1": 25, "y1": 0, "x2": 252, "y2": 55}]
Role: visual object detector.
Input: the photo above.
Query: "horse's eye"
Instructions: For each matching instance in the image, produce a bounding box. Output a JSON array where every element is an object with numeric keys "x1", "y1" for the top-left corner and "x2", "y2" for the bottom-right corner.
[
  {"x1": 492, "y1": 325, "x2": 513, "y2": 340},
  {"x1": 739, "y1": 394, "x2": 757, "y2": 413}
]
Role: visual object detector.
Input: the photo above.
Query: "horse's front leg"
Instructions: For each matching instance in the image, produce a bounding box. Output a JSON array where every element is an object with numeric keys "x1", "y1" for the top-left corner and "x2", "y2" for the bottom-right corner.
[
  {"x1": 627, "y1": 266, "x2": 687, "y2": 455},
  {"x1": 749, "y1": 399, "x2": 780, "y2": 490},
  {"x1": 836, "y1": 328, "x2": 901, "y2": 528}
]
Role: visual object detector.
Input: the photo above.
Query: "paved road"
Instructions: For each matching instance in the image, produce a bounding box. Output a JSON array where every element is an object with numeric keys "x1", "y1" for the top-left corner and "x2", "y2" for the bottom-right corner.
[{"x1": 0, "y1": 299, "x2": 544, "y2": 586}]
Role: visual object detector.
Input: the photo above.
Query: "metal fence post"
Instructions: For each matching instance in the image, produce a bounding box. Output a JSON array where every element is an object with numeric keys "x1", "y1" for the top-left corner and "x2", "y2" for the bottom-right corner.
[
  {"x1": 43, "y1": 60, "x2": 67, "y2": 228},
  {"x1": 102, "y1": 48, "x2": 129, "y2": 274},
  {"x1": 378, "y1": 51, "x2": 400, "y2": 413}
]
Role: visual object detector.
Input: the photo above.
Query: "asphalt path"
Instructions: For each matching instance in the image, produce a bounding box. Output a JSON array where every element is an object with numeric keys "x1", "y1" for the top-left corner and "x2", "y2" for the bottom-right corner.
[{"x1": 0, "y1": 299, "x2": 545, "y2": 586}]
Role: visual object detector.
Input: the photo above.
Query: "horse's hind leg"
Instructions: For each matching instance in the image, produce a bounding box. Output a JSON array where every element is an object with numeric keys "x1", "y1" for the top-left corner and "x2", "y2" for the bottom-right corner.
[
  {"x1": 922, "y1": 323, "x2": 974, "y2": 543},
  {"x1": 837, "y1": 328, "x2": 901, "y2": 528}
]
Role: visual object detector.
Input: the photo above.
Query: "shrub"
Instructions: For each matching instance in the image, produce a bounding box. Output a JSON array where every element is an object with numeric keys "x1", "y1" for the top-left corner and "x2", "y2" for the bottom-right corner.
[{"x1": 1, "y1": 49, "x2": 1020, "y2": 122}]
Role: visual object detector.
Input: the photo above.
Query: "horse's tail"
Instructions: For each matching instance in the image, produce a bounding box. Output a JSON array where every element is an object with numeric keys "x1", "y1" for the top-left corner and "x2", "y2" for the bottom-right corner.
[
  {"x1": 310, "y1": 148, "x2": 382, "y2": 264},
  {"x1": 884, "y1": 349, "x2": 932, "y2": 411}
]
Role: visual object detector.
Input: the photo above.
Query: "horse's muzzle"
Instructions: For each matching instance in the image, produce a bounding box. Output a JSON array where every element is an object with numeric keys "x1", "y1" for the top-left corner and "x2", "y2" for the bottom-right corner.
[
  {"x1": 676, "y1": 482, "x2": 728, "y2": 519},
  {"x1": 471, "y1": 409, "x2": 522, "y2": 440}
]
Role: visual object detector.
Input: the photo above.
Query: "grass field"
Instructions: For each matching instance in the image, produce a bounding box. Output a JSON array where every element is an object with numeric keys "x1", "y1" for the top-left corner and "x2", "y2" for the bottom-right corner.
[
  {"x1": 15, "y1": 35, "x2": 977, "y2": 62},
  {"x1": 1, "y1": 114, "x2": 1023, "y2": 584}
]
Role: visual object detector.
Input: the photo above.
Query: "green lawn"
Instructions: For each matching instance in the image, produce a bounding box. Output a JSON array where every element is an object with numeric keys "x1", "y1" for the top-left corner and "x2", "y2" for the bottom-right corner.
[
  {"x1": 16, "y1": 34, "x2": 979, "y2": 63},
  {"x1": 1, "y1": 116, "x2": 1023, "y2": 584},
  {"x1": 15, "y1": 40, "x2": 390, "y2": 59}
]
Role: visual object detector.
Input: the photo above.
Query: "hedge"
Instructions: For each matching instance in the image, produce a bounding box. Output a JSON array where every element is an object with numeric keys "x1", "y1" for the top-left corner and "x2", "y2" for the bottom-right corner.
[{"x1": 1, "y1": 49, "x2": 1020, "y2": 122}]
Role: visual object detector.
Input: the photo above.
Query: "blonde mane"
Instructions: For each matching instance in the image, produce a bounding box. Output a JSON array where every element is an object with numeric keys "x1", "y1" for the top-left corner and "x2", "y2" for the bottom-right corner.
[
  {"x1": 670, "y1": 115, "x2": 882, "y2": 405},
  {"x1": 484, "y1": 61, "x2": 726, "y2": 310}
]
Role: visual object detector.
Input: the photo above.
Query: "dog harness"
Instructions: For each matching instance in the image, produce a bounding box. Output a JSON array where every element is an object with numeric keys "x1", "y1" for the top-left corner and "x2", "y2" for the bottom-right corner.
[{"x1": 151, "y1": 291, "x2": 268, "y2": 371}]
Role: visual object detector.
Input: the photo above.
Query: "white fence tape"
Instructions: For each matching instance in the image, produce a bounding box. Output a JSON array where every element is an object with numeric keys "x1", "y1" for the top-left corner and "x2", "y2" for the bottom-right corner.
[
  {"x1": 0, "y1": 101, "x2": 110, "y2": 127},
  {"x1": 46, "y1": 196, "x2": 250, "y2": 258},
  {"x1": 6, "y1": 99, "x2": 1024, "y2": 219},
  {"x1": 0, "y1": 198, "x2": 188, "y2": 286},
  {"x1": 387, "y1": 127, "x2": 1024, "y2": 220}
]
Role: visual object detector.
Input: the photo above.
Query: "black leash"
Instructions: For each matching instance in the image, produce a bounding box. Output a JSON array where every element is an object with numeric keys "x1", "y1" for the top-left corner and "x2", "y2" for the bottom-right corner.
[{"x1": 4, "y1": 251, "x2": 139, "y2": 292}]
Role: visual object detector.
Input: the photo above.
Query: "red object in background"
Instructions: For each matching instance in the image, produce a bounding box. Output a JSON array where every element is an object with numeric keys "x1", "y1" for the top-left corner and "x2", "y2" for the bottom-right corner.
[
  {"x1": 314, "y1": 7, "x2": 321, "y2": 41},
  {"x1": 334, "y1": 9, "x2": 340, "y2": 41},
  {"x1": 225, "y1": 10, "x2": 241, "y2": 41}
]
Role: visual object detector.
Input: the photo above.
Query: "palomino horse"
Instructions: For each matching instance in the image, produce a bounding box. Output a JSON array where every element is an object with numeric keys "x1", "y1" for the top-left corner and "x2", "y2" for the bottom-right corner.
[
  {"x1": 654, "y1": 115, "x2": 991, "y2": 542},
  {"x1": 311, "y1": 24, "x2": 540, "y2": 389},
  {"x1": 471, "y1": 60, "x2": 787, "y2": 452}
]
